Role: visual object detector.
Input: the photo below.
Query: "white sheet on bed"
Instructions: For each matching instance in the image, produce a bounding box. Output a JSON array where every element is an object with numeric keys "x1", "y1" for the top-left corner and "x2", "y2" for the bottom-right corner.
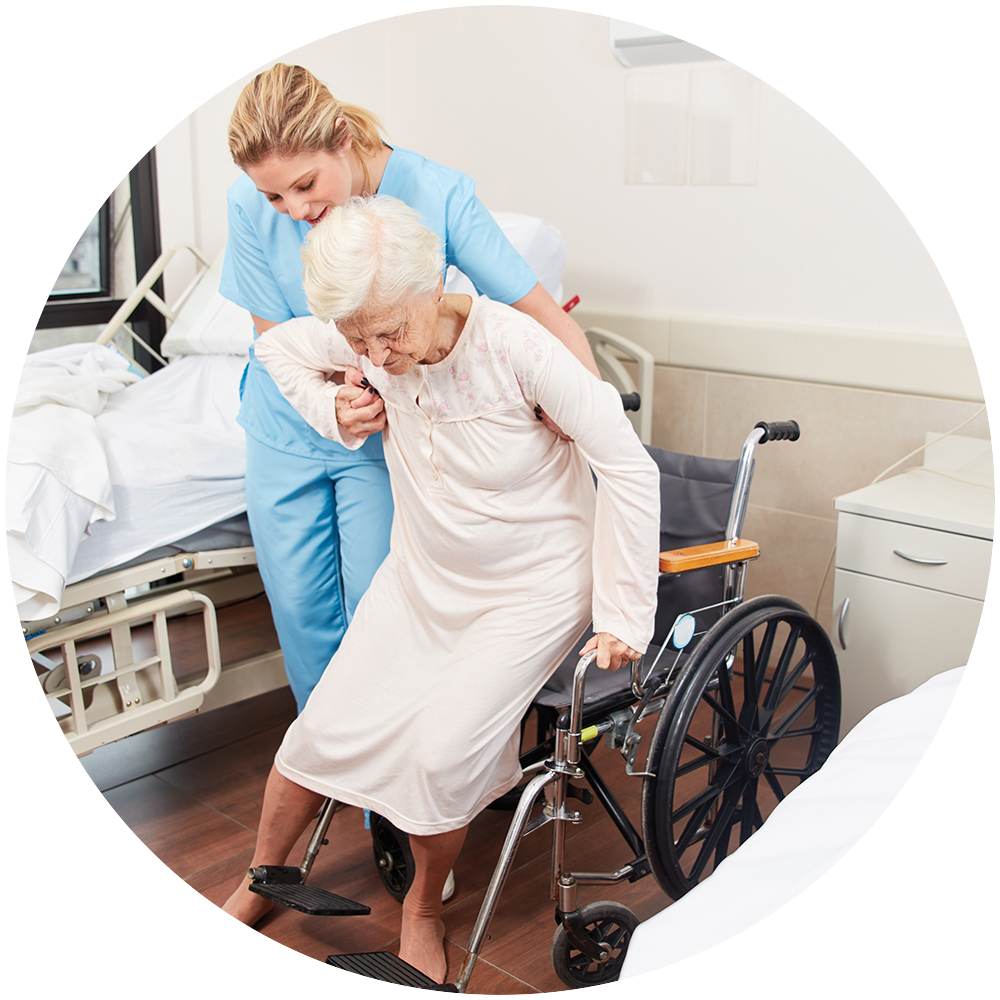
[
  {"x1": 67, "y1": 354, "x2": 248, "y2": 585},
  {"x1": 612, "y1": 656, "x2": 1000, "y2": 1000},
  {"x1": 8, "y1": 343, "x2": 140, "y2": 620}
]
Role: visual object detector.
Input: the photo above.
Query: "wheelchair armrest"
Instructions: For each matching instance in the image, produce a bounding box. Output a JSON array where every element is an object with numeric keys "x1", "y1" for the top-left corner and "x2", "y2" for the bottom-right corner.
[{"x1": 659, "y1": 539, "x2": 760, "y2": 574}]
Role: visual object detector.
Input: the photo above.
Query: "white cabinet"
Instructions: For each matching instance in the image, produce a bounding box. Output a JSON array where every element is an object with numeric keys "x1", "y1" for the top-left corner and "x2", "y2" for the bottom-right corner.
[{"x1": 832, "y1": 436, "x2": 993, "y2": 739}]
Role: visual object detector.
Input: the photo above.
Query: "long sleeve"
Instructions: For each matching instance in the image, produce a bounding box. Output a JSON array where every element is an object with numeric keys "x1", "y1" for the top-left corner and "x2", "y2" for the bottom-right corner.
[
  {"x1": 253, "y1": 316, "x2": 365, "y2": 450},
  {"x1": 508, "y1": 320, "x2": 660, "y2": 654}
]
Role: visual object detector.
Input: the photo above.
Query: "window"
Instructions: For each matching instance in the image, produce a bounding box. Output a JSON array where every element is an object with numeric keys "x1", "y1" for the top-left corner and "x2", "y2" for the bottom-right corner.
[{"x1": 0, "y1": 62, "x2": 164, "y2": 368}]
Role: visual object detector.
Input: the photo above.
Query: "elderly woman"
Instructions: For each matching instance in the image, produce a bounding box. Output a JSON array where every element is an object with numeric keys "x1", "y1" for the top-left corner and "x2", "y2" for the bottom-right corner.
[{"x1": 223, "y1": 196, "x2": 660, "y2": 984}]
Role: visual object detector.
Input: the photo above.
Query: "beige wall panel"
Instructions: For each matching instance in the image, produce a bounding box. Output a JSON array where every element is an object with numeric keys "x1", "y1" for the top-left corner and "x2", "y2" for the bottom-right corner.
[{"x1": 739, "y1": 505, "x2": 838, "y2": 633}]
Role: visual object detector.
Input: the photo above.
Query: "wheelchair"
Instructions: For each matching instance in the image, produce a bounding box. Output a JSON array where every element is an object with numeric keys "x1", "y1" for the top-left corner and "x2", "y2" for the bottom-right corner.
[{"x1": 247, "y1": 419, "x2": 841, "y2": 991}]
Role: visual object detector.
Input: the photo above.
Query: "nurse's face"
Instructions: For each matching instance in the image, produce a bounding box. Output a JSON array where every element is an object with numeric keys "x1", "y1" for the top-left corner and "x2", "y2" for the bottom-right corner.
[{"x1": 246, "y1": 145, "x2": 359, "y2": 226}]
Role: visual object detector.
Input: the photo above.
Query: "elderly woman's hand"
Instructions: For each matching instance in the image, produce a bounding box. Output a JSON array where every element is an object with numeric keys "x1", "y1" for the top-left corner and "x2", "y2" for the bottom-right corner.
[
  {"x1": 580, "y1": 632, "x2": 642, "y2": 672},
  {"x1": 336, "y1": 366, "x2": 386, "y2": 439}
]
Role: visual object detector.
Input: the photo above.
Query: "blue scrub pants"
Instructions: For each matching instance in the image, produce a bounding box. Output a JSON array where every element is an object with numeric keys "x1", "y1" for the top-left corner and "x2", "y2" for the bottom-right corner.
[{"x1": 244, "y1": 434, "x2": 394, "y2": 711}]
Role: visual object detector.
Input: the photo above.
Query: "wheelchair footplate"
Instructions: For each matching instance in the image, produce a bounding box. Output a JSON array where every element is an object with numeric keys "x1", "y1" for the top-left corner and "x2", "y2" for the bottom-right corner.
[
  {"x1": 246, "y1": 865, "x2": 370, "y2": 916},
  {"x1": 326, "y1": 952, "x2": 458, "y2": 991}
]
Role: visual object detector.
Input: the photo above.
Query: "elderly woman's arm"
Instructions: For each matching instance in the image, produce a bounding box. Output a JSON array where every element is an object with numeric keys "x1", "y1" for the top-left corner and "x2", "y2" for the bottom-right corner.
[
  {"x1": 253, "y1": 316, "x2": 385, "y2": 445},
  {"x1": 512, "y1": 321, "x2": 662, "y2": 663}
]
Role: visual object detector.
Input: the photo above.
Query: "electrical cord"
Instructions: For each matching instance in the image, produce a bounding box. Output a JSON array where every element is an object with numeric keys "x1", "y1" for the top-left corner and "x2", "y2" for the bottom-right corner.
[{"x1": 812, "y1": 403, "x2": 989, "y2": 619}]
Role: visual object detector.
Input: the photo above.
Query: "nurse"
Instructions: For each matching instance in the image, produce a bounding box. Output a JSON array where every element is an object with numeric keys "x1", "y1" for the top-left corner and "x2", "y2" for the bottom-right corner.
[{"x1": 221, "y1": 63, "x2": 599, "y2": 710}]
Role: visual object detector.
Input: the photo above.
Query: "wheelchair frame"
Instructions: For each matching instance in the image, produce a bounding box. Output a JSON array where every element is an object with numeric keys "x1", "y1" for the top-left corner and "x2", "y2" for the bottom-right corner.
[{"x1": 254, "y1": 419, "x2": 841, "y2": 991}]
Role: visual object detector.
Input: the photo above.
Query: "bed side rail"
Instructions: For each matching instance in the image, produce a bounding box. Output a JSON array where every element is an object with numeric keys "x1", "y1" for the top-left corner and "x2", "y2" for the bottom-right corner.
[
  {"x1": 95, "y1": 243, "x2": 212, "y2": 369},
  {"x1": 29, "y1": 588, "x2": 222, "y2": 756},
  {"x1": 585, "y1": 327, "x2": 654, "y2": 445}
]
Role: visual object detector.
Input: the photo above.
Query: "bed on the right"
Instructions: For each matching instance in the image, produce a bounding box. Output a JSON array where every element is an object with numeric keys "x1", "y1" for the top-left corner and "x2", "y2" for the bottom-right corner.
[{"x1": 612, "y1": 656, "x2": 1000, "y2": 1000}]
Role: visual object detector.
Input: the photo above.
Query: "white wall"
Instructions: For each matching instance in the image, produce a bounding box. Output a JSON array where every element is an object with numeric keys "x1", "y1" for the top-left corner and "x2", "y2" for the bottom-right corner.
[{"x1": 155, "y1": 7, "x2": 963, "y2": 342}]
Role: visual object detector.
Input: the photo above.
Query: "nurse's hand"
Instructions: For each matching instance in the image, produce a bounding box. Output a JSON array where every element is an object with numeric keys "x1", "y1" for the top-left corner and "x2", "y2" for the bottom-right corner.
[
  {"x1": 336, "y1": 367, "x2": 385, "y2": 439},
  {"x1": 580, "y1": 632, "x2": 642, "y2": 672}
]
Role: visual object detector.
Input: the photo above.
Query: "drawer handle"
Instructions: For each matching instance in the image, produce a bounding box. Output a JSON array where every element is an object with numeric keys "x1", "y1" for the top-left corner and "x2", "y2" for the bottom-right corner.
[
  {"x1": 837, "y1": 597, "x2": 849, "y2": 650},
  {"x1": 892, "y1": 549, "x2": 949, "y2": 566}
]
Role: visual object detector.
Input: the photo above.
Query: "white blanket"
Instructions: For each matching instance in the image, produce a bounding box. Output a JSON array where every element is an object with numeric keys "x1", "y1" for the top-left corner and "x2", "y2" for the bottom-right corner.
[
  {"x1": 8, "y1": 349, "x2": 248, "y2": 621},
  {"x1": 612, "y1": 657, "x2": 1000, "y2": 1000},
  {"x1": 8, "y1": 344, "x2": 139, "y2": 619}
]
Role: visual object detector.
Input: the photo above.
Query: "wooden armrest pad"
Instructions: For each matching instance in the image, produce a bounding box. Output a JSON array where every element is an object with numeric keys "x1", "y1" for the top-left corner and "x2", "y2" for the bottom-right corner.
[{"x1": 659, "y1": 539, "x2": 760, "y2": 574}]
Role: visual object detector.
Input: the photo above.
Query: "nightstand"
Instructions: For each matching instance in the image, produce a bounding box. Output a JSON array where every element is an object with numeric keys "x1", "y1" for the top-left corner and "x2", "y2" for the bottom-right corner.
[{"x1": 832, "y1": 434, "x2": 993, "y2": 739}]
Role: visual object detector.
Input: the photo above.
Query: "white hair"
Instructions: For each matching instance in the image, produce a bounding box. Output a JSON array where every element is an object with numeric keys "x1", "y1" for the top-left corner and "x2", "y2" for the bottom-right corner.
[{"x1": 301, "y1": 195, "x2": 443, "y2": 322}]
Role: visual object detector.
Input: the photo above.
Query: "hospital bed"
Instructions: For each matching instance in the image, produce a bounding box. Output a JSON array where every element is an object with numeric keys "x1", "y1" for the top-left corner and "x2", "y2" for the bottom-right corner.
[
  {"x1": 15, "y1": 215, "x2": 654, "y2": 757},
  {"x1": 600, "y1": 657, "x2": 1000, "y2": 1000},
  {"x1": 16, "y1": 244, "x2": 284, "y2": 755}
]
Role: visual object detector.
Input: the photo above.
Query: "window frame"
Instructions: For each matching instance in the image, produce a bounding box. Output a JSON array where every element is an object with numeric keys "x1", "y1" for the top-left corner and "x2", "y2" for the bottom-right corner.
[{"x1": 35, "y1": 150, "x2": 166, "y2": 372}]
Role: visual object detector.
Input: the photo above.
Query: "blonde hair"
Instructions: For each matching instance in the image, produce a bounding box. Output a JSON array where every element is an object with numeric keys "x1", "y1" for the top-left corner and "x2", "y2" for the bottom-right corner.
[
  {"x1": 301, "y1": 197, "x2": 443, "y2": 322},
  {"x1": 228, "y1": 63, "x2": 384, "y2": 172}
]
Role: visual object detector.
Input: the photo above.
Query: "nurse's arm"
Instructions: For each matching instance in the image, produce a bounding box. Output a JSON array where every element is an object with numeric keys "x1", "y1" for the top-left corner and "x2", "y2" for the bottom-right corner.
[
  {"x1": 509, "y1": 283, "x2": 600, "y2": 379},
  {"x1": 253, "y1": 311, "x2": 353, "y2": 389}
]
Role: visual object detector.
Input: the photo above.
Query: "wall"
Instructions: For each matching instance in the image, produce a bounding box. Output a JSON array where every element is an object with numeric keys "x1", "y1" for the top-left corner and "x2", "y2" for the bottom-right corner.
[
  {"x1": 152, "y1": 7, "x2": 989, "y2": 631},
  {"x1": 156, "y1": 8, "x2": 964, "y2": 338}
]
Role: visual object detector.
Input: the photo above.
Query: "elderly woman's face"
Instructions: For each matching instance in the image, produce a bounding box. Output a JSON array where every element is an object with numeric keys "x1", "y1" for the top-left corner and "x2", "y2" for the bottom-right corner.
[{"x1": 338, "y1": 291, "x2": 441, "y2": 375}]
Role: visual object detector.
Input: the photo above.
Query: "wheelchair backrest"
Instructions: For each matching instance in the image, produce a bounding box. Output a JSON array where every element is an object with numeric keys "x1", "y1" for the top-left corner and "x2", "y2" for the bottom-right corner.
[{"x1": 646, "y1": 445, "x2": 744, "y2": 648}]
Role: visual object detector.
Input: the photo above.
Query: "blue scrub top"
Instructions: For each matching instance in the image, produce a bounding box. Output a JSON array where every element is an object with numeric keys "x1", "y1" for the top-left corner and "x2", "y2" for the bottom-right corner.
[{"x1": 219, "y1": 145, "x2": 538, "y2": 459}]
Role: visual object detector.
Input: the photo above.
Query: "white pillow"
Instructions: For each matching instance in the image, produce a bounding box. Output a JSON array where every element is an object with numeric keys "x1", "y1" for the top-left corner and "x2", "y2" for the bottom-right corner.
[
  {"x1": 445, "y1": 212, "x2": 567, "y2": 305},
  {"x1": 161, "y1": 253, "x2": 254, "y2": 358}
]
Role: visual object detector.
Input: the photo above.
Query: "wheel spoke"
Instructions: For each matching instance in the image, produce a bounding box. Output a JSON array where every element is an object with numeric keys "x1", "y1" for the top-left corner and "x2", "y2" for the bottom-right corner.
[
  {"x1": 775, "y1": 649, "x2": 817, "y2": 706},
  {"x1": 770, "y1": 684, "x2": 821, "y2": 738},
  {"x1": 690, "y1": 784, "x2": 742, "y2": 880},
  {"x1": 715, "y1": 659, "x2": 741, "y2": 741},
  {"x1": 739, "y1": 776, "x2": 759, "y2": 843},
  {"x1": 762, "y1": 623, "x2": 801, "y2": 719},
  {"x1": 742, "y1": 621, "x2": 777, "y2": 731},
  {"x1": 672, "y1": 774, "x2": 728, "y2": 829},
  {"x1": 767, "y1": 765, "x2": 812, "y2": 778},
  {"x1": 676, "y1": 734, "x2": 741, "y2": 779},
  {"x1": 763, "y1": 765, "x2": 787, "y2": 801},
  {"x1": 701, "y1": 688, "x2": 746, "y2": 738}
]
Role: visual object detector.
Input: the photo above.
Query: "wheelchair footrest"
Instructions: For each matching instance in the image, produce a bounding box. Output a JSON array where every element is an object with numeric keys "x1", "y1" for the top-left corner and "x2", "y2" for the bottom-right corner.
[
  {"x1": 326, "y1": 952, "x2": 458, "y2": 991},
  {"x1": 247, "y1": 865, "x2": 370, "y2": 916}
]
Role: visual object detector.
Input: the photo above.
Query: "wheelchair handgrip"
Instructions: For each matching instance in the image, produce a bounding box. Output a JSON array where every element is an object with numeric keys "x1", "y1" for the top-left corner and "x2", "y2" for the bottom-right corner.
[
  {"x1": 620, "y1": 392, "x2": 641, "y2": 412},
  {"x1": 754, "y1": 420, "x2": 800, "y2": 443}
]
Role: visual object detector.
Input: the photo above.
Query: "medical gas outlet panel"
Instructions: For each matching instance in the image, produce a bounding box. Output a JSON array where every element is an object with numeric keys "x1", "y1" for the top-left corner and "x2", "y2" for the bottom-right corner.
[{"x1": 611, "y1": 0, "x2": 1000, "y2": 66}]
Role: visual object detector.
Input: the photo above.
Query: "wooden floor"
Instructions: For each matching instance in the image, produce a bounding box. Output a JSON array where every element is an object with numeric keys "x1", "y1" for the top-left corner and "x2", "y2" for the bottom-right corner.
[{"x1": 78, "y1": 594, "x2": 673, "y2": 993}]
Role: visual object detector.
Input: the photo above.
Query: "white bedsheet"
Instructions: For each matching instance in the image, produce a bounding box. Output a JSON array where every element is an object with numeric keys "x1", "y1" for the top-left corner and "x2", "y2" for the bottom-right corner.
[
  {"x1": 612, "y1": 656, "x2": 1000, "y2": 1000},
  {"x1": 9, "y1": 351, "x2": 248, "y2": 620},
  {"x1": 69, "y1": 354, "x2": 248, "y2": 583},
  {"x1": 8, "y1": 344, "x2": 140, "y2": 619}
]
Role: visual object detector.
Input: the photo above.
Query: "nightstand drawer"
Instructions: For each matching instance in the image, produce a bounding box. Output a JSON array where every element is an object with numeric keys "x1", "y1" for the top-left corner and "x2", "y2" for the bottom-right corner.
[{"x1": 835, "y1": 512, "x2": 992, "y2": 600}]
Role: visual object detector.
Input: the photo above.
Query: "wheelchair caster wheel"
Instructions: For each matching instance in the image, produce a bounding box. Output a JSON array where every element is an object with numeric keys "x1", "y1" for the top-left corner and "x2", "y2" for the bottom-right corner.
[
  {"x1": 370, "y1": 812, "x2": 415, "y2": 902},
  {"x1": 551, "y1": 901, "x2": 638, "y2": 988}
]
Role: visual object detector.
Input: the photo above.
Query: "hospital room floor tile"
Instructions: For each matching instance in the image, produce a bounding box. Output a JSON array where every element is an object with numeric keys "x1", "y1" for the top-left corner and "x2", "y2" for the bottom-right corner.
[{"x1": 81, "y1": 685, "x2": 296, "y2": 792}]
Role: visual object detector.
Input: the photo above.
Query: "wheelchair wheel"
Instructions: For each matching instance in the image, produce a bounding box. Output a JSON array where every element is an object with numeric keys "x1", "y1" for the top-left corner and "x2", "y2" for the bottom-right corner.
[
  {"x1": 370, "y1": 812, "x2": 415, "y2": 902},
  {"x1": 550, "y1": 901, "x2": 638, "y2": 988},
  {"x1": 641, "y1": 596, "x2": 840, "y2": 899}
]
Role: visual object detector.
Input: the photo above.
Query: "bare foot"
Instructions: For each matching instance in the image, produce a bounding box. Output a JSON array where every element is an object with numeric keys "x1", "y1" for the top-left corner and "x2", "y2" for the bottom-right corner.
[
  {"x1": 399, "y1": 908, "x2": 448, "y2": 984},
  {"x1": 188, "y1": 882, "x2": 274, "y2": 965}
]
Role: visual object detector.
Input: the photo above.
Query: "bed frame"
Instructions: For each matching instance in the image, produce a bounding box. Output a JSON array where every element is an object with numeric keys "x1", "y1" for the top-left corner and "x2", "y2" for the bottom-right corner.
[{"x1": 27, "y1": 245, "x2": 286, "y2": 756}]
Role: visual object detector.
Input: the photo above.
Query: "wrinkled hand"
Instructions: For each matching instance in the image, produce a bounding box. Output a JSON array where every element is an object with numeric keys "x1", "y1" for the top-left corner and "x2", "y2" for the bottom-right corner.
[
  {"x1": 534, "y1": 405, "x2": 572, "y2": 442},
  {"x1": 580, "y1": 632, "x2": 641, "y2": 672},
  {"x1": 335, "y1": 366, "x2": 386, "y2": 439}
]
